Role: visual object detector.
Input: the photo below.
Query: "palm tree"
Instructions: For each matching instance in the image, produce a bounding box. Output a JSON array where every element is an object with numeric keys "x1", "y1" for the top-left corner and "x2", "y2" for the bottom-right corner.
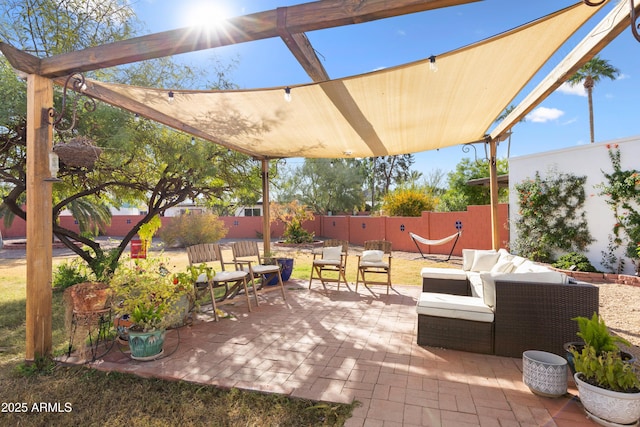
[{"x1": 567, "y1": 56, "x2": 620, "y2": 143}]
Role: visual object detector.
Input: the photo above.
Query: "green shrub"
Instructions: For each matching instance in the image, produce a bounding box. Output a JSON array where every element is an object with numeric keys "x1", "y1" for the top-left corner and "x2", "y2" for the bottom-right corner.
[
  {"x1": 382, "y1": 187, "x2": 438, "y2": 217},
  {"x1": 52, "y1": 259, "x2": 90, "y2": 291},
  {"x1": 552, "y1": 252, "x2": 597, "y2": 272},
  {"x1": 271, "y1": 201, "x2": 315, "y2": 244},
  {"x1": 159, "y1": 212, "x2": 228, "y2": 247}
]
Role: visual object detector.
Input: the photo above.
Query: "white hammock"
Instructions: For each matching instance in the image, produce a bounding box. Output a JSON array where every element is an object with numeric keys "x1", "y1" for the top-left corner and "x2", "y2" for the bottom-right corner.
[
  {"x1": 409, "y1": 231, "x2": 462, "y2": 261},
  {"x1": 409, "y1": 231, "x2": 460, "y2": 246}
]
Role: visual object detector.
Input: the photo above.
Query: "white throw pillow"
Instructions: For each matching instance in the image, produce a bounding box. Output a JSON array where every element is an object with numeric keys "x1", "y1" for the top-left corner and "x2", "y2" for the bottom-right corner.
[
  {"x1": 361, "y1": 250, "x2": 384, "y2": 262},
  {"x1": 511, "y1": 256, "x2": 527, "y2": 268},
  {"x1": 491, "y1": 255, "x2": 516, "y2": 273},
  {"x1": 514, "y1": 260, "x2": 536, "y2": 273},
  {"x1": 462, "y1": 249, "x2": 477, "y2": 271},
  {"x1": 470, "y1": 250, "x2": 499, "y2": 272},
  {"x1": 322, "y1": 246, "x2": 343, "y2": 261}
]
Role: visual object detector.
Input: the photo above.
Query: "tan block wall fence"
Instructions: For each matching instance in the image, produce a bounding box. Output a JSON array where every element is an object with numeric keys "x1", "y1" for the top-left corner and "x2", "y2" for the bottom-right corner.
[{"x1": 1, "y1": 204, "x2": 509, "y2": 256}]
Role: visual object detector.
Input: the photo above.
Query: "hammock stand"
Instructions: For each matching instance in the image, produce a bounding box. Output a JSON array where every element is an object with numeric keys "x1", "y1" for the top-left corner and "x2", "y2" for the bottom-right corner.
[{"x1": 409, "y1": 231, "x2": 462, "y2": 261}]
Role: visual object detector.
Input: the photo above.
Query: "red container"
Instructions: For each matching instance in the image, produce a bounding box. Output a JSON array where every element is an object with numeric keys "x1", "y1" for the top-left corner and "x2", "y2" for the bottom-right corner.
[{"x1": 130, "y1": 239, "x2": 147, "y2": 259}]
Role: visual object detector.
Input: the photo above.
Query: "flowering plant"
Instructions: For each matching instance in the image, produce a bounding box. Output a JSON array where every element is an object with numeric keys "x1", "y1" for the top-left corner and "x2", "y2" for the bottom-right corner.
[{"x1": 110, "y1": 257, "x2": 193, "y2": 331}]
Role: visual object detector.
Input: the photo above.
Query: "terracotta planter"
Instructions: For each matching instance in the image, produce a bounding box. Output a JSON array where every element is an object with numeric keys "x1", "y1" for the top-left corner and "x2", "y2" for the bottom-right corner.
[
  {"x1": 68, "y1": 282, "x2": 111, "y2": 313},
  {"x1": 574, "y1": 372, "x2": 640, "y2": 425}
]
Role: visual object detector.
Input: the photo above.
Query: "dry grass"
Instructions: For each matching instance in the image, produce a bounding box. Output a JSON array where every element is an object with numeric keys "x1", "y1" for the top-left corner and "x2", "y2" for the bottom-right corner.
[{"x1": 0, "y1": 241, "x2": 452, "y2": 426}]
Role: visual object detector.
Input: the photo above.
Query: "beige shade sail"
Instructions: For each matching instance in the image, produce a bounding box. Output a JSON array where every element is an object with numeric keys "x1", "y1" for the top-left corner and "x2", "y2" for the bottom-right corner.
[{"x1": 79, "y1": 2, "x2": 601, "y2": 160}]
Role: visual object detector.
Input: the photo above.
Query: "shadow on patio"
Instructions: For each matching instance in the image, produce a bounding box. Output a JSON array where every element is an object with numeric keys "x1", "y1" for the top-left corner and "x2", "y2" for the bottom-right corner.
[{"x1": 74, "y1": 280, "x2": 596, "y2": 426}]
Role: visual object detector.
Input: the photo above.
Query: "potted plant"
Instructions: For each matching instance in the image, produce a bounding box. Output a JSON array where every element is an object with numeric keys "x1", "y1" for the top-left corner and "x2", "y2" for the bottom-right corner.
[
  {"x1": 110, "y1": 257, "x2": 192, "y2": 360},
  {"x1": 565, "y1": 312, "x2": 635, "y2": 375},
  {"x1": 571, "y1": 342, "x2": 640, "y2": 425}
]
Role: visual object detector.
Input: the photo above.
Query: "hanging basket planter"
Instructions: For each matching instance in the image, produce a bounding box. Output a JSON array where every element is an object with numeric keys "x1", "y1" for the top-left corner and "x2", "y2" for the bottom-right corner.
[{"x1": 53, "y1": 136, "x2": 102, "y2": 168}]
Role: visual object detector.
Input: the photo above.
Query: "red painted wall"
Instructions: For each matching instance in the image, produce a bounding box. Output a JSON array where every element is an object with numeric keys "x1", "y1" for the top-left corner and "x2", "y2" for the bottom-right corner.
[{"x1": 1, "y1": 205, "x2": 508, "y2": 255}]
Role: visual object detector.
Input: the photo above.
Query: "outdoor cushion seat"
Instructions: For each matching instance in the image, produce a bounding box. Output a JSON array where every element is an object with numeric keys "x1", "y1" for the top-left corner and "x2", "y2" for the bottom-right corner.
[
  {"x1": 421, "y1": 267, "x2": 467, "y2": 281},
  {"x1": 355, "y1": 240, "x2": 393, "y2": 294},
  {"x1": 309, "y1": 240, "x2": 349, "y2": 290},
  {"x1": 416, "y1": 292, "x2": 494, "y2": 323}
]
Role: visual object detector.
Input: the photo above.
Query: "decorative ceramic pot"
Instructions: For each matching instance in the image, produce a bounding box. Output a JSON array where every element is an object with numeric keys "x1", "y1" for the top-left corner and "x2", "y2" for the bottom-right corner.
[
  {"x1": 128, "y1": 329, "x2": 165, "y2": 360},
  {"x1": 574, "y1": 372, "x2": 640, "y2": 426},
  {"x1": 277, "y1": 257, "x2": 294, "y2": 281},
  {"x1": 522, "y1": 350, "x2": 568, "y2": 397}
]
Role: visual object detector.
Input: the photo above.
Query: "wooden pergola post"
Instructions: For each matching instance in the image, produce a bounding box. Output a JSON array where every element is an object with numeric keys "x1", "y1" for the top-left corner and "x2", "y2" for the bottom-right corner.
[
  {"x1": 489, "y1": 139, "x2": 500, "y2": 250},
  {"x1": 262, "y1": 159, "x2": 271, "y2": 255},
  {"x1": 25, "y1": 74, "x2": 54, "y2": 361}
]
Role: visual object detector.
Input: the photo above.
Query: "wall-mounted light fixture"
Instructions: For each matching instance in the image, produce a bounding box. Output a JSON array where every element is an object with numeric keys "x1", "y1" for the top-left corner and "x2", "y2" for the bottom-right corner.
[
  {"x1": 44, "y1": 151, "x2": 62, "y2": 182},
  {"x1": 284, "y1": 87, "x2": 292, "y2": 102},
  {"x1": 428, "y1": 55, "x2": 438, "y2": 72}
]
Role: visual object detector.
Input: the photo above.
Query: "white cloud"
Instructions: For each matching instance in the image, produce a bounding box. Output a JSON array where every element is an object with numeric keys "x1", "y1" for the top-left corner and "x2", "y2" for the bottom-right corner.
[
  {"x1": 526, "y1": 107, "x2": 565, "y2": 123},
  {"x1": 397, "y1": 29, "x2": 406, "y2": 36},
  {"x1": 557, "y1": 81, "x2": 586, "y2": 97}
]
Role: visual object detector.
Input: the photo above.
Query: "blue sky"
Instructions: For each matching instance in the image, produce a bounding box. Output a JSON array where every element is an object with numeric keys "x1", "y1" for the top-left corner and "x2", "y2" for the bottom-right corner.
[{"x1": 130, "y1": 0, "x2": 640, "y2": 176}]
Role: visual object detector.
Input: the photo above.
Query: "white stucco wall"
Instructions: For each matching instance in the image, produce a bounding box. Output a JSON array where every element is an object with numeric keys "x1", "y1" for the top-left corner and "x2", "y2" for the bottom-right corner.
[{"x1": 509, "y1": 135, "x2": 640, "y2": 274}]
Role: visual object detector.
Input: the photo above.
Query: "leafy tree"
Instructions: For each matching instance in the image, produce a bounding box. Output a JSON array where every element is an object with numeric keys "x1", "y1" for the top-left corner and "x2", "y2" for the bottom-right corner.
[
  {"x1": 438, "y1": 157, "x2": 509, "y2": 212},
  {"x1": 276, "y1": 159, "x2": 365, "y2": 215},
  {"x1": 567, "y1": 56, "x2": 620, "y2": 143},
  {"x1": 0, "y1": 0, "x2": 138, "y2": 56},
  {"x1": 357, "y1": 155, "x2": 415, "y2": 210},
  {"x1": 382, "y1": 185, "x2": 438, "y2": 217},
  {"x1": 0, "y1": 0, "x2": 259, "y2": 279}
]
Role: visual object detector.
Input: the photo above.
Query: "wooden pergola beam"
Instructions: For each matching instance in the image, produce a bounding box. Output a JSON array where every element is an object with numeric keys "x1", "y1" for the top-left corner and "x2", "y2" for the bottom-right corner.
[
  {"x1": 490, "y1": 0, "x2": 634, "y2": 141},
  {"x1": 2, "y1": 0, "x2": 479, "y2": 78},
  {"x1": 277, "y1": 7, "x2": 330, "y2": 82}
]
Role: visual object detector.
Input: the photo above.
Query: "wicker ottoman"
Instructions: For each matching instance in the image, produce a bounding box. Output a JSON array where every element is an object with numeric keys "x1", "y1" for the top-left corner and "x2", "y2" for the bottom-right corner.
[{"x1": 416, "y1": 292, "x2": 494, "y2": 354}]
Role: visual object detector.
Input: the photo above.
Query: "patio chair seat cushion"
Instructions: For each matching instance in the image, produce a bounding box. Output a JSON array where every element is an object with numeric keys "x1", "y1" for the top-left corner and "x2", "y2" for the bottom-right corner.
[
  {"x1": 214, "y1": 270, "x2": 248, "y2": 282},
  {"x1": 243, "y1": 264, "x2": 280, "y2": 274},
  {"x1": 359, "y1": 260, "x2": 389, "y2": 268},
  {"x1": 313, "y1": 259, "x2": 341, "y2": 266},
  {"x1": 416, "y1": 292, "x2": 494, "y2": 323}
]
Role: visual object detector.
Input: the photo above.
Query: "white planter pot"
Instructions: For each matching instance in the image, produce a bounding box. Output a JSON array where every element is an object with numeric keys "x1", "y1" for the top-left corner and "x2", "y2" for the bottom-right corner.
[
  {"x1": 522, "y1": 350, "x2": 568, "y2": 397},
  {"x1": 574, "y1": 372, "x2": 640, "y2": 426}
]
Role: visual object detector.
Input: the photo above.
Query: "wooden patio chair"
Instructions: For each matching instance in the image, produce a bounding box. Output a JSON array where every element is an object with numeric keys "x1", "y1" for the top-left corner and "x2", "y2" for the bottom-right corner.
[
  {"x1": 186, "y1": 243, "x2": 257, "y2": 321},
  {"x1": 355, "y1": 240, "x2": 392, "y2": 294},
  {"x1": 231, "y1": 241, "x2": 286, "y2": 301},
  {"x1": 309, "y1": 239, "x2": 349, "y2": 290}
]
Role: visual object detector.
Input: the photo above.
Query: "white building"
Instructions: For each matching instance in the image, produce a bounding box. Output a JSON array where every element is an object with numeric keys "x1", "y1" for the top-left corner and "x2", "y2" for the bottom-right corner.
[{"x1": 509, "y1": 135, "x2": 640, "y2": 275}]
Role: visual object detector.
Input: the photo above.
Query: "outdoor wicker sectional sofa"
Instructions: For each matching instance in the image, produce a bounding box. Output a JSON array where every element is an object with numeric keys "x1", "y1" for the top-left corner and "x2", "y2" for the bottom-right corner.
[{"x1": 416, "y1": 249, "x2": 599, "y2": 358}]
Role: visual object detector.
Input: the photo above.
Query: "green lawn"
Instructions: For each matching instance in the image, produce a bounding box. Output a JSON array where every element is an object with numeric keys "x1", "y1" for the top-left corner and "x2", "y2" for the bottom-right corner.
[{"x1": 0, "y1": 244, "x2": 446, "y2": 426}]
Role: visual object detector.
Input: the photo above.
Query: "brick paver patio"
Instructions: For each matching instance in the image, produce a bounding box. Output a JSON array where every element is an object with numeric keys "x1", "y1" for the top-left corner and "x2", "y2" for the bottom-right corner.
[{"x1": 78, "y1": 280, "x2": 597, "y2": 426}]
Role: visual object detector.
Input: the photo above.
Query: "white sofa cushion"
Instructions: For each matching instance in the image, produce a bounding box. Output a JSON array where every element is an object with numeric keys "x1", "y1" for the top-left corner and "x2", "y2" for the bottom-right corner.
[
  {"x1": 421, "y1": 267, "x2": 467, "y2": 281},
  {"x1": 470, "y1": 250, "x2": 500, "y2": 272},
  {"x1": 481, "y1": 271, "x2": 569, "y2": 308},
  {"x1": 490, "y1": 252, "x2": 516, "y2": 273},
  {"x1": 467, "y1": 272, "x2": 484, "y2": 298},
  {"x1": 416, "y1": 292, "x2": 494, "y2": 322},
  {"x1": 462, "y1": 249, "x2": 477, "y2": 271}
]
